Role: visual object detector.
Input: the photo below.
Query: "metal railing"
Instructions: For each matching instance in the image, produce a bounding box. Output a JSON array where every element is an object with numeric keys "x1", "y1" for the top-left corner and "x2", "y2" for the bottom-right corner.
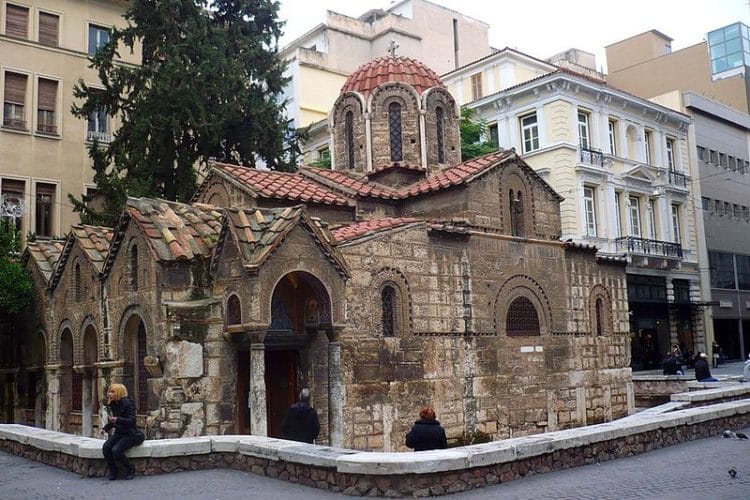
[
  {"x1": 579, "y1": 146, "x2": 605, "y2": 167},
  {"x1": 86, "y1": 130, "x2": 111, "y2": 143},
  {"x1": 668, "y1": 170, "x2": 687, "y2": 188},
  {"x1": 615, "y1": 236, "x2": 682, "y2": 258}
]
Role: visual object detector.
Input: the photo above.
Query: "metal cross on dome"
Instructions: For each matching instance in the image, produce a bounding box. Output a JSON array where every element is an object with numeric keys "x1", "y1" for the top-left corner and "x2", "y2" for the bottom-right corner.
[{"x1": 387, "y1": 39, "x2": 399, "y2": 57}]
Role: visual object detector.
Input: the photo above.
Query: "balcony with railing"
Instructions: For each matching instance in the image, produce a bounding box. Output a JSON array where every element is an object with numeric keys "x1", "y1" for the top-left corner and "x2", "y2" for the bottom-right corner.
[
  {"x1": 579, "y1": 146, "x2": 605, "y2": 167},
  {"x1": 86, "y1": 130, "x2": 111, "y2": 143},
  {"x1": 668, "y1": 170, "x2": 687, "y2": 188},
  {"x1": 615, "y1": 236, "x2": 683, "y2": 268}
]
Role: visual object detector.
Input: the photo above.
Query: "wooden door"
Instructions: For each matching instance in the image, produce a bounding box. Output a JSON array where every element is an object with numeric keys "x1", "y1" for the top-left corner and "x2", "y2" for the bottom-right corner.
[
  {"x1": 265, "y1": 350, "x2": 297, "y2": 439},
  {"x1": 236, "y1": 350, "x2": 251, "y2": 434}
]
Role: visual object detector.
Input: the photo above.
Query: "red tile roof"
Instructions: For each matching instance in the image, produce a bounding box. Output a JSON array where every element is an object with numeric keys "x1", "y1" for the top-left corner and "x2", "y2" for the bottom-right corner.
[
  {"x1": 70, "y1": 225, "x2": 113, "y2": 272},
  {"x1": 331, "y1": 217, "x2": 422, "y2": 243},
  {"x1": 341, "y1": 56, "x2": 444, "y2": 96},
  {"x1": 215, "y1": 163, "x2": 350, "y2": 206},
  {"x1": 300, "y1": 167, "x2": 400, "y2": 199},
  {"x1": 24, "y1": 239, "x2": 65, "y2": 283}
]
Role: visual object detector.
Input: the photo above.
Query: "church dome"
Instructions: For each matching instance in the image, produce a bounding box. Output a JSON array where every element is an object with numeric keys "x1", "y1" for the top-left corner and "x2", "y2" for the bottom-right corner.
[{"x1": 341, "y1": 56, "x2": 444, "y2": 96}]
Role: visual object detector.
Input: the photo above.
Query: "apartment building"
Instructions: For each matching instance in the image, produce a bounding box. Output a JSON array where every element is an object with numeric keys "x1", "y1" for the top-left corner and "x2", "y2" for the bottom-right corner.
[
  {"x1": 607, "y1": 22, "x2": 750, "y2": 360},
  {"x1": 282, "y1": 0, "x2": 492, "y2": 164},
  {"x1": 442, "y1": 48, "x2": 706, "y2": 370},
  {"x1": 0, "y1": 0, "x2": 136, "y2": 239}
]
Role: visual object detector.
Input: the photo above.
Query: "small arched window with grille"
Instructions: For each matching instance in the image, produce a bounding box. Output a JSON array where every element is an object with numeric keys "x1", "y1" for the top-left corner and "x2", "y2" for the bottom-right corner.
[
  {"x1": 506, "y1": 297, "x2": 540, "y2": 336},
  {"x1": 436, "y1": 106, "x2": 445, "y2": 163},
  {"x1": 129, "y1": 244, "x2": 138, "y2": 291},
  {"x1": 595, "y1": 297, "x2": 604, "y2": 336},
  {"x1": 74, "y1": 262, "x2": 82, "y2": 301},
  {"x1": 382, "y1": 285, "x2": 396, "y2": 337},
  {"x1": 388, "y1": 102, "x2": 403, "y2": 162},
  {"x1": 227, "y1": 295, "x2": 241, "y2": 326},
  {"x1": 345, "y1": 110, "x2": 355, "y2": 169},
  {"x1": 510, "y1": 190, "x2": 525, "y2": 237}
]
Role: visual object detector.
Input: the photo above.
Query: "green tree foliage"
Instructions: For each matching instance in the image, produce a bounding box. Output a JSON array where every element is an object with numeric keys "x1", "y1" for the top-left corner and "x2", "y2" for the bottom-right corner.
[
  {"x1": 460, "y1": 107, "x2": 499, "y2": 161},
  {"x1": 70, "y1": 0, "x2": 296, "y2": 226},
  {"x1": 0, "y1": 225, "x2": 33, "y2": 315}
]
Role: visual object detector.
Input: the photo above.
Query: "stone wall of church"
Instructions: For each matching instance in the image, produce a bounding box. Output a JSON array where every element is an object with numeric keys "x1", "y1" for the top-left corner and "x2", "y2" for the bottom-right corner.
[
  {"x1": 370, "y1": 83, "x2": 422, "y2": 168},
  {"x1": 337, "y1": 223, "x2": 631, "y2": 451}
]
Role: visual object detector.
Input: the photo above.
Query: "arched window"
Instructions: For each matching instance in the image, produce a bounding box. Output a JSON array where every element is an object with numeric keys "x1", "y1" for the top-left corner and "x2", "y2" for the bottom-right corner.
[
  {"x1": 129, "y1": 244, "x2": 138, "y2": 291},
  {"x1": 506, "y1": 297, "x2": 540, "y2": 336},
  {"x1": 227, "y1": 295, "x2": 241, "y2": 326},
  {"x1": 388, "y1": 102, "x2": 403, "y2": 162},
  {"x1": 345, "y1": 110, "x2": 355, "y2": 169},
  {"x1": 382, "y1": 285, "x2": 396, "y2": 337},
  {"x1": 436, "y1": 106, "x2": 445, "y2": 163},
  {"x1": 595, "y1": 298, "x2": 604, "y2": 336},
  {"x1": 74, "y1": 263, "x2": 82, "y2": 301},
  {"x1": 510, "y1": 190, "x2": 524, "y2": 237}
]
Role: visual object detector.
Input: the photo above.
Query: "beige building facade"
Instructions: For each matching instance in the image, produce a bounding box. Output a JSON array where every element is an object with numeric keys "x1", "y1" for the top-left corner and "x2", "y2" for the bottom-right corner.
[{"x1": 0, "y1": 0, "x2": 136, "y2": 239}]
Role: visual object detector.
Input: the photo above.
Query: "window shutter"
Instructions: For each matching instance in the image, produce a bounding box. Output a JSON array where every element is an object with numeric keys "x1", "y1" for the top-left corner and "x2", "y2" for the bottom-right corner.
[
  {"x1": 6, "y1": 4, "x2": 29, "y2": 39},
  {"x1": 38, "y1": 12, "x2": 59, "y2": 46},
  {"x1": 38, "y1": 79, "x2": 57, "y2": 110},
  {"x1": 4, "y1": 73, "x2": 27, "y2": 105},
  {"x1": 1, "y1": 179, "x2": 25, "y2": 196},
  {"x1": 36, "y1": 182, "x2": 56, "y2": 197}
]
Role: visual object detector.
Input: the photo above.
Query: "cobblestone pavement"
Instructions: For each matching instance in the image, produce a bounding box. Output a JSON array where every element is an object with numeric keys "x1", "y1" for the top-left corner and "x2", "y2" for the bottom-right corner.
[{"x1": 2, "y1": 426, "x2": 748, "y2": 499}]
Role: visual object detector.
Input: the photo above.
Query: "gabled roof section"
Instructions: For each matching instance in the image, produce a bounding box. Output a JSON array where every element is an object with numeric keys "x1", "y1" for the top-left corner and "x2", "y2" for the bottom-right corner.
[
  {"x1": 210, "y1": 163, "x2": 351, "y2": 207},
  {"x1": 126, "y1": 197, "x2": 223, "y2": 262},
  {"x1": 220, "y1": 205, "x2": 349, "y2": 278},
  {"x1": 23, "y1": 239, "x2": 65, "y2": 284},
  {"x1": 331, "y1": 217, "x2": 423, "y2": 243},
  {"x1": 622, "y1": 163, "x2": 657, "y2": 183},
  {"x1": 48, "y1": 225, "x2": 113, "y2": 290},
  {"x1": 300, "y1": 167, "x2": 400, "y2": 199}
]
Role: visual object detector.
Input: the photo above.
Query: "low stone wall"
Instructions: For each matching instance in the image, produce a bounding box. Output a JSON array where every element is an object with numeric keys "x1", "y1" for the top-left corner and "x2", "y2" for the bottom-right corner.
[
  {"x1": 632, "y1": 375, "x2": 692, "y2": 407},
  {"x1": 632, "y1": 375, "x2": 750, "y2": 408},
  {"x1": 2, "y1": 400, "x2": 750, "y2": 497}
]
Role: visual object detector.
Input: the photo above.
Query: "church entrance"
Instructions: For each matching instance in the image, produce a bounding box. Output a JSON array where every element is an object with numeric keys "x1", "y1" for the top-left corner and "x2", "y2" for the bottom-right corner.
[{"x1": 265, "y1": 350, "x2": 297, "y2": 439}]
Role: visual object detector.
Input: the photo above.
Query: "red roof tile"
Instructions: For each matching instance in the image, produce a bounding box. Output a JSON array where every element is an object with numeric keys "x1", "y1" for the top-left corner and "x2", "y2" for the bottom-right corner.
[
  {"x1": 341, "y1": 56, "x2": 444, "y2": 96},
  {"x1": 300, "y1": 167, "x2": 400, "y2": 199},
  {"x1": 331, "y1": 217, "x2": 422, "y2": 243},
  {"x1": 215, "y1": 163, "x2": 350, "y2": 206},
  {"x1": 24, "y1": 239, "x2": 65, "y2": 283}
]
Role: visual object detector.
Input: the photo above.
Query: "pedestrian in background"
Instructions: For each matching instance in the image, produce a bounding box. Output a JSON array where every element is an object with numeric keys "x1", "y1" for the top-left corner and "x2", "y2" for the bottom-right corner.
[
  {"x1": 406, "y1": 406, "x2": 448, "y2": 451},
  {"x1": 694, "y1": 352, "x2": 719, "y2": 382},
  {"x1": 281, "y1": 388, "x2": 320, "y2": 444},
  {"x1": 102, "y1": 383, "x2": 139, "y2": 480}
]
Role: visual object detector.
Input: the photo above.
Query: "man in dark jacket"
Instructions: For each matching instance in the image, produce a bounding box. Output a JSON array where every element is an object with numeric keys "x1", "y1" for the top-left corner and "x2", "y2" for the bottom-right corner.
[
  {"x1": 695, "y1": 352, "x2": 719, "y2": 382},
  {"x1": 406, "y1": 406, "x2": 448, "y2": 451},
  {"x1": 281, "y1": 388, "x2": 320, "y2": 443}
]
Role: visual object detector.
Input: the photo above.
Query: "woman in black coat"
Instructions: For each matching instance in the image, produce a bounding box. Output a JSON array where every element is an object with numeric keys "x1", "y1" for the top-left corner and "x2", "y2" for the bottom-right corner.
[
  {"x1": 101, "y1": 383, "x2": 139, "y2": 480},
  {"x1": 405, "y1": 406, "x2": 448, "y2": 451}
]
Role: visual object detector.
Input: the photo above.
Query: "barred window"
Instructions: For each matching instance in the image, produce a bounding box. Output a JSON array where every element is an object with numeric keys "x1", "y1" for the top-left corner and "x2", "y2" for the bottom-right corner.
[
  {"x1": 595, "y1": 298, "x2": 604, "y2": 336},
  {"x1": 382, "y1": 285, "x2": 396, "y2": 337},
  {"x1": 436, "y1": 106, "x2": 445, "y2": 163},
  {"x1": 129, "y1": 244, "x2": 138, "y2": 291},
  {"x1": 345, "y1": 110, "x2": 355, "y2": 169},
  {"x1": 75, "y1": 263, "x2": 82, "y2": 302},
  {"x1": 388, "y1": 102, "x2": 403, "y2": 162},
  {"x1": 506, "y1": 297, "x2": 540, "y2": 336},
  {"x1": 227, "y1": 295, "x2": 241, "y2": 325}
]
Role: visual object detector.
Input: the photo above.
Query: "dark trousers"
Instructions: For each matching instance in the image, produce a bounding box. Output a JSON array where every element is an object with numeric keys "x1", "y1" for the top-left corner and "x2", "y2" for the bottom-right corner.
[{"x1": 103, "y1": 433, "x2": 137, "y2": 473}]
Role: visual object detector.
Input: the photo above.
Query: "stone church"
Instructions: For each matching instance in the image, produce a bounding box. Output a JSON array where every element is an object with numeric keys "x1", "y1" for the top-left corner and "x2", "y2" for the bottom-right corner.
[{"x1": 7, "y1": 56, "x2": 634, "y2": 451}]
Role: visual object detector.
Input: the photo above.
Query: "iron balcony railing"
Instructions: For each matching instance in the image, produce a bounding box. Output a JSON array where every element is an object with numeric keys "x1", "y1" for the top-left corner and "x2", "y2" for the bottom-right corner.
[
  {"x1": 615, "y1": 236, "x2": 682, "y2": 258},
  {"x1": 579, "y1": 146, "x2": 605, "y2": 167},
  {"x1": 86, "y1": 130, "x2": 111, "y2": 143},
  {"x1": 668, "y1": 170, "x2": 687, "y2": 188}
]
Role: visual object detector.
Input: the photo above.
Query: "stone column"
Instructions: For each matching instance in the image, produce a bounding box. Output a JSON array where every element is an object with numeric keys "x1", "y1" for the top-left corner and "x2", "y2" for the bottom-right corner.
[
  {"x1": 419, "y1": 109, "x2": 427, "y2": 170},
  {"x1": 327, "y1": 341, "x2": 343, "y2": 447},
  {"x1": 249, "y1": 343, "x2": 267, "y2": 436},
  {"x1": 364, "y1": 112, "x2": 373, "y2": 173},
  {"x1": 78, "y1": 368, "x2": 93, "y2": 437},
  {"x1": 45, "y1": 365, "x2": 60, "y2": 431}
]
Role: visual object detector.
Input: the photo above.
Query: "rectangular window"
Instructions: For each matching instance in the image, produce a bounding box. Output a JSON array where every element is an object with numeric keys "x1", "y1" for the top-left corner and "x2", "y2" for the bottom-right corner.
[
  {"x1": 37, "y1": 78, "x2": 58, "y2": 134},
  {"x1": 666, "y1": 138, "x2": 676, "y2": 170},
  {"x1": 719, "y1": 152, "x2": 727, "y2": 168},
  {"x1": 697, "y1": 146, "x2": 707, "y2": 161},
  {"x1": 709, "y1": 149, "x2": 718, "y2": 164},
  {"x1": 709, "y1": 251, "x2": 736, "y2": 289},
  {"x1": 577, "y1": 111, "x2": 590, "y2": 149},
  {"x1": 5, "y1": 4, "x2": 29, "y2": 39},
  {"x1": 317, "y1": 146, "x2": 329, "y2": 162},
  {"x1": 35, "y1": 183, "x2": 55, "y2": 238},
  {"x1": 0, "y1": 179, "x2": 25, "y2": 234},
  {"x1": 728, "y1": 155, "x2": 736, "y2": 171},
  {"x1": 87, "y1": 92, "x2": 109, "y2": 142},
  {"x1": 647, "y1": 199, "x2": 657, "y2": 239},
  {"x1": 671, "y1": 203, "x2": 681, "y2": 243},
  {"x1": 608, "y1": 120, "x2": 617, "y2": 155},
  {"x1": 38, "y1": 12, "x2": 59, "y2": 46},
  {"x1": 520, "y1": 113, "x2": 539, "y2": 153},
  {"x1": 701, "y1": 197, "x2": 710, "y2": 212},
  {"x1": 488, "y1": 122, "x2": 498, "y2": 147},
  {"x1": 583, "y1": 187, "x2": 597, "y2": 237},
  {"x1": 734, "y1": 203, "x2": 742, "y2": 217},
  {"x1": 470, "y1": 73, "x2": 482, "y2": 100},
  {"x1": 614, "y1": 193, "x2": 622, "y2": 237},
  {"x1": 3, "y1": 72, "x2": 27, "y2": 130},
  {"x1": 737, "y1": 254, "x2": 750, "y2": 290},
  {"x1": 628, "y1": 196, "x2": 641, "y2": 237},
  {"x1": 88, "y1": 24, "x2": 110, "y2": 55},
  {"x1": 644, "y1": 130, "x2": 652, "y2": 164}
]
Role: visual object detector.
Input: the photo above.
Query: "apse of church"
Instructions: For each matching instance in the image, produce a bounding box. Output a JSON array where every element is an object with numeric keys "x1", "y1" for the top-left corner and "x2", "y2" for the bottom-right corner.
[{"x1": 11, "y1": 55, "x2": 633, "y2": 451}]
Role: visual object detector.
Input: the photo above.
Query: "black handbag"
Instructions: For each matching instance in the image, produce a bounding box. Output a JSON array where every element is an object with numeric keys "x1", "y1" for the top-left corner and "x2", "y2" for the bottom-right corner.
[{"x1": 133, "y1": 429, "x2": 146, "y2": 445}]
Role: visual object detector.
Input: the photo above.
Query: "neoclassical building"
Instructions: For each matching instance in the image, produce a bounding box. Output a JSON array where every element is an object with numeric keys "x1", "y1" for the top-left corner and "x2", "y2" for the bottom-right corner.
[{"x1": 9, "y1": 56, "x2": 633, "y2": 451}]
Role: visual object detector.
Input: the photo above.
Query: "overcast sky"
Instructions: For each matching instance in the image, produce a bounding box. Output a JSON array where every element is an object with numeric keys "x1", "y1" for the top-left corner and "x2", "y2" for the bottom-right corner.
[{"x1": 277, "y1": 0, "x2": 750, "y2": 72}]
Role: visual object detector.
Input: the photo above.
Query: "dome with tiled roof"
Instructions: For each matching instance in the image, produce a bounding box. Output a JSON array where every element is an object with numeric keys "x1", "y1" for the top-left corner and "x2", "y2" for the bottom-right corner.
[{"x1": 340, "y1": 56, "x2": 444, "y2": 96}]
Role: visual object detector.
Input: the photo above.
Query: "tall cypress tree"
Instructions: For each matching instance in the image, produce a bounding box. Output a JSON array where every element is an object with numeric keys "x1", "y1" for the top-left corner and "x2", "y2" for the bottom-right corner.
[{"x1": 71, "y1": 0, "x2": 295, "y2": 226}]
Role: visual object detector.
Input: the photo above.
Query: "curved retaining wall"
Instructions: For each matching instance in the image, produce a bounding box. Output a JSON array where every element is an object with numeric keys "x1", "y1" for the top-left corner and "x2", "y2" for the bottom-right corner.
[{"x1": 2, "y1": 400, "x2": 750, "y2": 497}]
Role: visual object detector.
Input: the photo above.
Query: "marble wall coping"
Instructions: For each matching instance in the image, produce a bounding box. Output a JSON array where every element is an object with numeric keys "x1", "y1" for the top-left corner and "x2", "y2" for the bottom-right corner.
[{"x1": 2, "y1": 400, "x2": 749, "y2": 476}]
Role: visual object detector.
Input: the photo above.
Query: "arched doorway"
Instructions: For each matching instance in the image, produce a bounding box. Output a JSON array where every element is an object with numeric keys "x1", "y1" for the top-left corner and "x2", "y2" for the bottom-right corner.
[
  {"x1": 16, "y1": 330, "x2": 46, "y2": 426},
  {"x1": 81, "y1": 325, "x2": 98, "y2": 436},
  {"x1": 122, "y1": 314, "x2": 148, "y2": 414},
  {"x1": 238, "y1": 271, "x2": 332, "y2": 438},
  {"x1": 59, "y1": 328, "x2": 76, "y2": 432}
]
